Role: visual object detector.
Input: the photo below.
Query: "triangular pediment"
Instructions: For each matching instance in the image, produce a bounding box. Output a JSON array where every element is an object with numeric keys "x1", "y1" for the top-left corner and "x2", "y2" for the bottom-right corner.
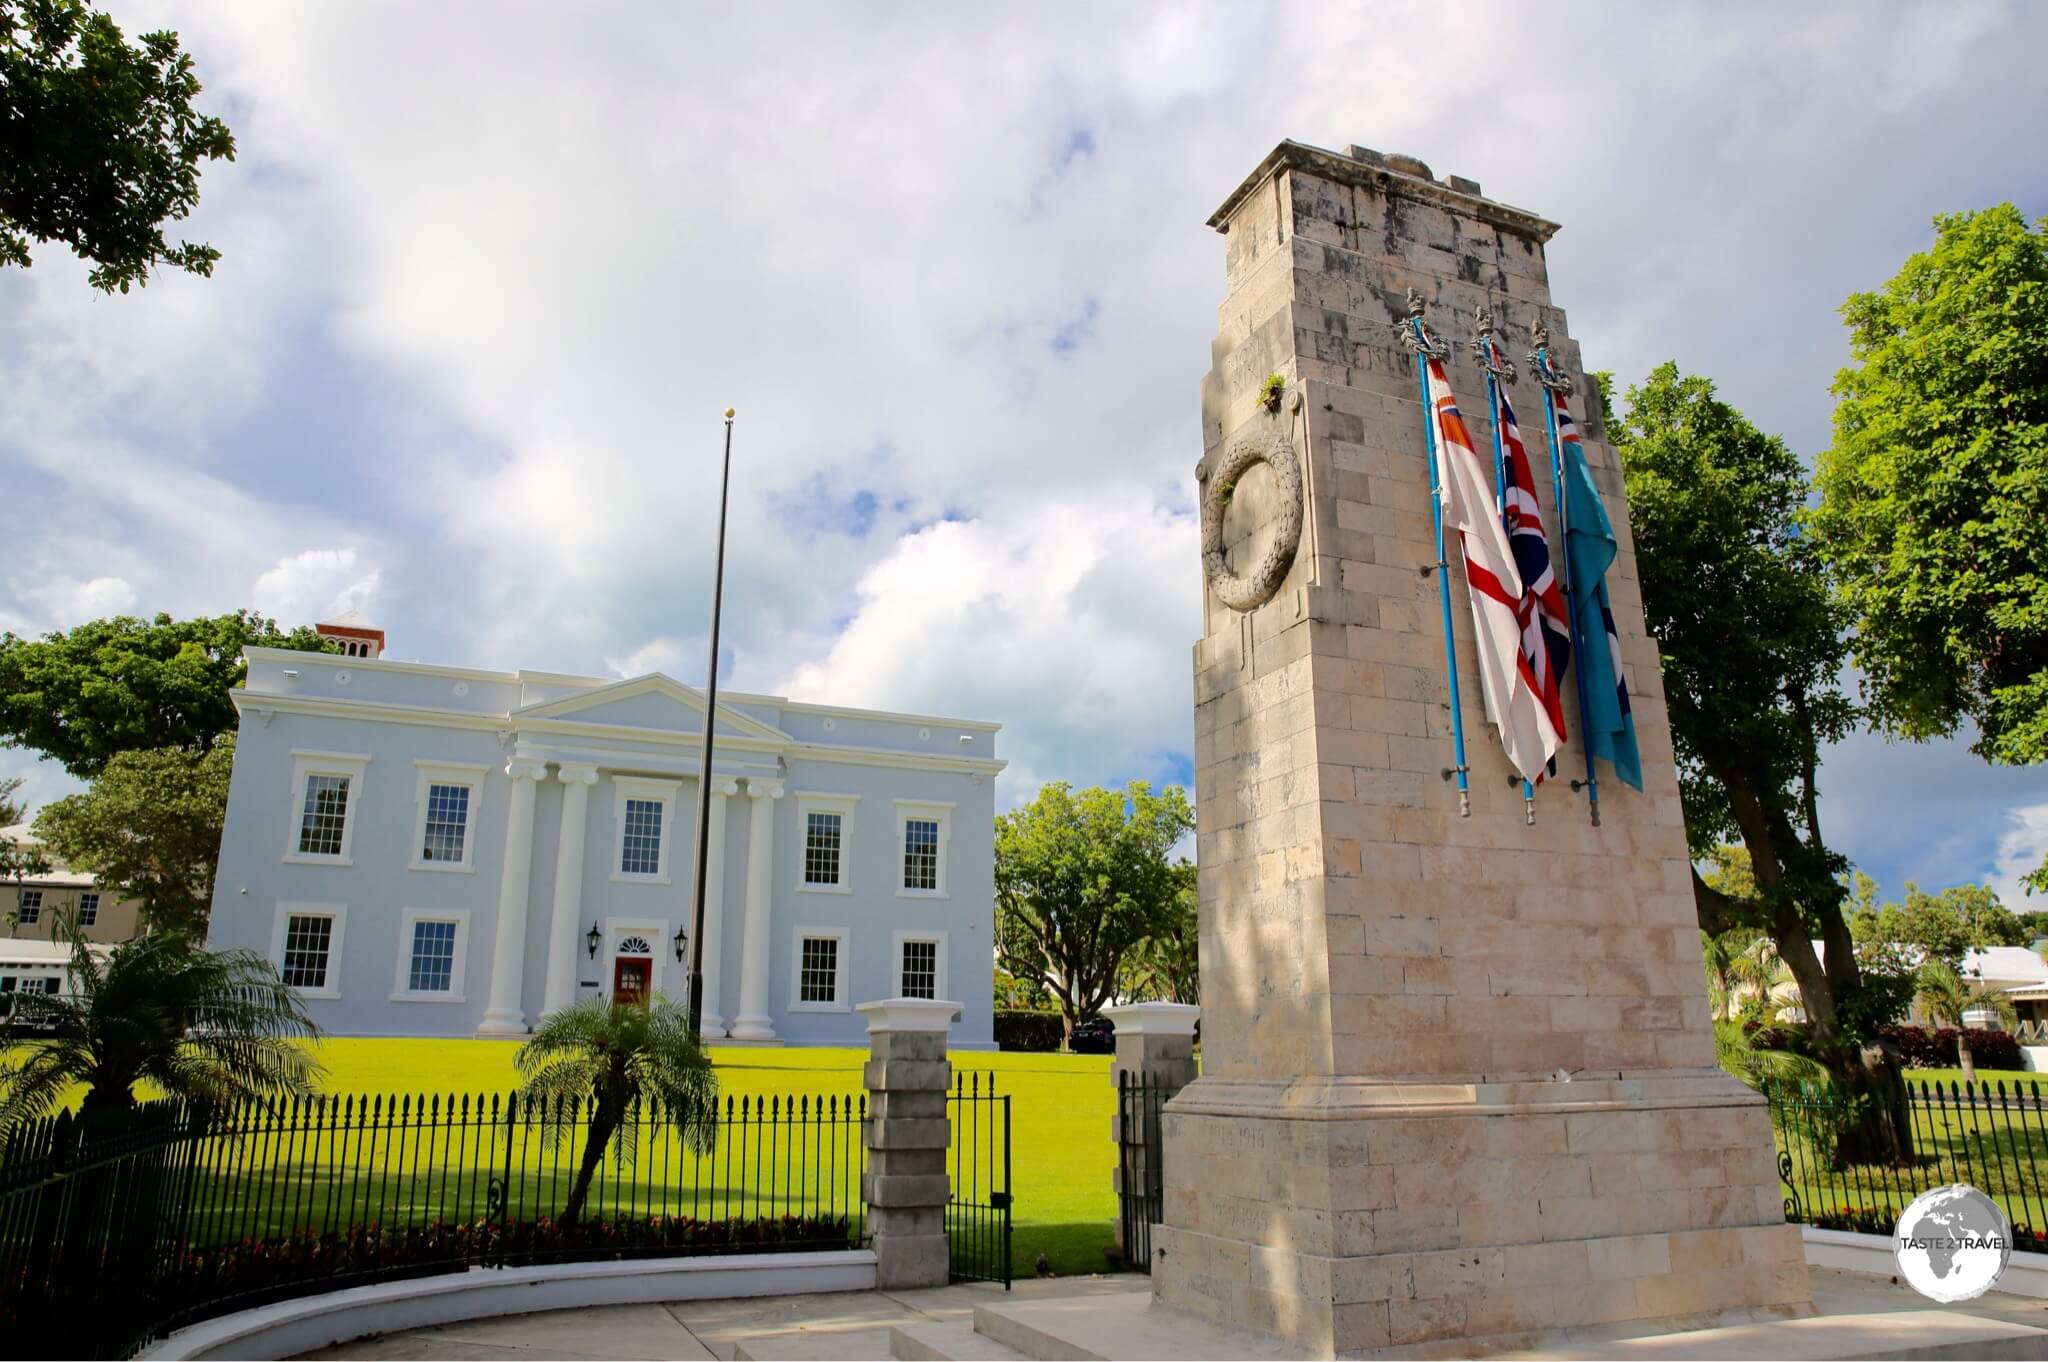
[{"x1": 514, "y1": 674, "x2": 790, "y2": 742}]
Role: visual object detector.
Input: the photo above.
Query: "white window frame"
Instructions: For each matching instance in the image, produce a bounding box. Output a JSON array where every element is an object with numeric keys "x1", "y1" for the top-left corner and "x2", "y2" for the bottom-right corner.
[
  {"x1": 390, "y1": 908, "x2": 471, "y2": 1003},
  {"x1": 789, "y1": 926, "x2": 850, "y2": 1012},
  {"x1": 611, "y1": 776, "x2": 682, "y2": 884},
  {"x1": 284, "y1": 750, "x2": 371, "y2": 866},
  {"x1": 794, "y1": 792, "x2": 859, "y2": 894},
  {"x1": 15, "y1": 889, "x2": 41, "y2": 925},
  {"x1": 409, "y1": 760, "x2": 488, "y2": 873},
  {"x1": 893, "y1": 799, "x2": 954, "y2": 899},
  {"x1": 76, "y1": 892, "x2": 99, "y2": 927},
  {"x1": 893, "y1": 930, "x2": 948, "y2": 1001},
  {"x1": 271, "y1": 901, "x2": 348, "y2": 999}
]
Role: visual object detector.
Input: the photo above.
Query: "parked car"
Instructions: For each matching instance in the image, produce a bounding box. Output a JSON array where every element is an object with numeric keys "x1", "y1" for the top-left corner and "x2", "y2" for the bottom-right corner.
[{"x1": 1069, "y1": 1016, "x2": 1115, "y2": 1054}]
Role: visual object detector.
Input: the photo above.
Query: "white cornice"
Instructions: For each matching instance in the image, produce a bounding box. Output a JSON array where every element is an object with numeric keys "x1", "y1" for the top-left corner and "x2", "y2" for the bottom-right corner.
[
  {"x1": 775, "y1": 700, "x2": 1002, "y2": 734},
  {"x1": 233, "y1": 691, "x2": 505, "y2": 732},
  {"x1": 235, "y1": 694, "x2": 1006, "y2": 776},
  {"x1": 785, "y1": 741, "x2": 1006, "y2": 776}
]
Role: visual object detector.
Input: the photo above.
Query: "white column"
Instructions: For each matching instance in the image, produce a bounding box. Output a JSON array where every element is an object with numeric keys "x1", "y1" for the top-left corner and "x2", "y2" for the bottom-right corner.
[
  {"x1": 728, "y1": 776, "x2": 784, "y2": 1041},
  {"x1": 541, "y1": 762, "x2": 600, "y2": 1019},
  {"x1": 696, "y1": 775, "x2": 741, "y2": 1037},
  {"x1": 478, "y1": 756, "x2": 549, "y2": 1037}
]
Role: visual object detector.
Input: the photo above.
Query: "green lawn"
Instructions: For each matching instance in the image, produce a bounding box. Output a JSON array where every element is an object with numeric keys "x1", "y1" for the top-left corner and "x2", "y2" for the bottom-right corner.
[
  {"x1": 212, "y1": 1038, "x2": 1121, "y2": 1279},
  {"x1": 1906, "y1": 1067, "x2": 2048, "y2": 1091}
]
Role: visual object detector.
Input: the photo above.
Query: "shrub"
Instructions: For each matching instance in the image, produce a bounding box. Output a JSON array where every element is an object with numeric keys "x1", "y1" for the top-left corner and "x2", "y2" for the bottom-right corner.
[
  {"x1": 1882, "y1": 1025, "x2": 2025, "y2": 1072},
  {"x1": 993, "y1": 1010, "x2": 1065, "y2": 1052}
]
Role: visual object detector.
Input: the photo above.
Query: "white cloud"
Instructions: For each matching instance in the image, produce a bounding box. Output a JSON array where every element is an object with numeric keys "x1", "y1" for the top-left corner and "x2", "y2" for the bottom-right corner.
[
  {"x1": 605, "y1": 636, "x2": 696, "y2": 681},
  {"x1": 17, "y1": 576, "x2": 137, "y2": 627},
  {"x1": 1988, "y1": 803, "x2": 2048, "y2": 907},
  {"x1": 251, "y1": 548, "x2": 382, "y2": 627}
]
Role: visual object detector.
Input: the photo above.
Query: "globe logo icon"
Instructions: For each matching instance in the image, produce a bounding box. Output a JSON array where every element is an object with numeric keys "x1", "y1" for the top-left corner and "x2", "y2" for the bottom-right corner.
[{"x1": 1893, "y1": 1184, "x2": 2012, "y2": 1303}]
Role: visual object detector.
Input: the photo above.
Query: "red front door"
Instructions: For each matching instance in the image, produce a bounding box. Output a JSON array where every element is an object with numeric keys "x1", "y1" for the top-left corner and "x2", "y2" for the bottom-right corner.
[{"x1": 612, "y1": 956, "x2": 650, "y2": 1006}]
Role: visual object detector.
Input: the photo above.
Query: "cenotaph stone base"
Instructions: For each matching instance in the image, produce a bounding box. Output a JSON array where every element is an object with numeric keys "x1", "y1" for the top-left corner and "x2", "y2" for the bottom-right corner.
[{"x1": 1151, "y1": 140, "x2": 1811, "y2": 1356}]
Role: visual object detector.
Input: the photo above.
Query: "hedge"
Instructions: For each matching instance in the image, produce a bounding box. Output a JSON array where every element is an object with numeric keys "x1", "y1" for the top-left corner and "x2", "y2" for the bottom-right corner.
[
  {"x1": 1883, "y1": 1025, "x2": 2025, "y2": 1072},
  {"x1": 994, "y1": 1009, "x2": 1066, "y2": 1052}
]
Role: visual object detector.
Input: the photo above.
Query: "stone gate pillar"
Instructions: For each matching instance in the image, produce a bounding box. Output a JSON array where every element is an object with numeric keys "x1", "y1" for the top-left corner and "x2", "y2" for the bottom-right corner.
[
  {"x1": 859, "y1": 997, "x2": 958, "y2": 1290},
  {"x1": 1156, "y1": 140, "x2": 1811, "y2": 1355},
  {"x1": 1107, "y1": 1002, "x2": 1199, "y2": 1265}
]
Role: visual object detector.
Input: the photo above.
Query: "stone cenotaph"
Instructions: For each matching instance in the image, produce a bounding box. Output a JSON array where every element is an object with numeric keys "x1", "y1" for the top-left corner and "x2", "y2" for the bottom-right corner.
[{"x1": 1157, "y1": 140, "x2": 1812, "y2": 1354}]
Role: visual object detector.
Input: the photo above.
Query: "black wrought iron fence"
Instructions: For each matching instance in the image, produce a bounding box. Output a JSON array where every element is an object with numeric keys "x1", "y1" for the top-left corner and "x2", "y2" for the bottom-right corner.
[
  {"x1": 1115, "y1": 1071, "x2": 1165, "y2": 1274},
  {"x1": 946, "y1": 1071, "x2": 1010, "y2": 1287},
  {"x1": 1767, "y1": 1078, "x2": 2048, "y2": 1248},
  {"x1": 0, "y1": 1089, "x2": 867, "y2": 1359}
]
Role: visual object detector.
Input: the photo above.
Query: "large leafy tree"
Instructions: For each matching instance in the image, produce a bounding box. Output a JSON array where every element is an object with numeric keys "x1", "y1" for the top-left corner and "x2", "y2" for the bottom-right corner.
[
  {"x1": 0, "y1": 0, "x2": 234, "y2": 291},
  {"x1": 1616, "y1": 364, "x2": 1912, "y2": 1156},
  {"x1": 33, "y1": 736, "x2": 234, "y2": 934},
  {"x1": 515, "y1": 996, "x2": 718, "y2": 1228},
  {"x1": 0, "y1": 916, "x2": 321, "y2": 1125},
  {"x1": 0, "y1": 611, "x2": 332, "y2": 778},
  {"x1": 994, "y1": 781, "x2": 1193, "y2": 1042},
  {"x1": 1116, "y1": 859, "x2": 1199, "y2": 1006},
  {"x1": 1813, "y1": 205, "x2": 2048, "y2": 891}
]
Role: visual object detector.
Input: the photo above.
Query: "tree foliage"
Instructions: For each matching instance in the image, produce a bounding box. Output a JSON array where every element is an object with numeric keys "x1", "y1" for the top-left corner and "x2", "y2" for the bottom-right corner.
[
  {"x1": 0, "y1": 610, "x2": 333, "y2": 777},
  {"x1": 1116, "y1": 859, "x2": 1198, "y2": 1006},
  {"x1": 1615, "y1": 363, "x2": 1866, "y2": 1046},
  {"x1": 0, "y1": 0, "x2": 235, "y2": 291},
  {"x1": 993, "y1": 781, "x2": 1193, "y2": 1040},
  {"x1": 1846, "y1": 880, "x2": 2028, "y2": 969},
  {"x1": 1914, "y1": 960, "x2": 2018, "y2": 1086},
  {"x1": 33, "y1": 736, "x2": 234, "y2": 934},
  {"x1": 0, "y1": 915, "x2": 320, "y2": 1126},
  {"x1": 1814, "y1": 205, "x2": 2048, "y2": 767},
  {"x1": 515, "y1": 996, "x2": 718, "y2": 1228}
]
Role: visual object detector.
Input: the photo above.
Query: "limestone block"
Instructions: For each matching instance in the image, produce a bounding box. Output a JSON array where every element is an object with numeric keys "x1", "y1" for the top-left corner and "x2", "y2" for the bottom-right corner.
[
  {"x1": 862, "y1": 1058, "x2": 950, "y2": 1091},
  {"x1": 873, "y1": 1232, "x2": 949, "y2": 1290}
]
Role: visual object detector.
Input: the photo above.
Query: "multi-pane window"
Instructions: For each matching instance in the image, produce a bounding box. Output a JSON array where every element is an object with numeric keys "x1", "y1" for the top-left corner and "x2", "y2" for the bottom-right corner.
[
  {"x1": 421, "y1": 783, "x2": 471, "y2": 863},
  {"x1": 901, "y1": 940, "x2": 938, "y2": 999},
  {"x1": 799, "y1": 936, "x2": 840, "y2": 1004},
  {"x1": 620, "y1": 798, "x2": 664, "y2": 875},
  {"x1": 298, "y1": 774, "x2": 351, "y2": 856},
  {"x1": 903, "y1": 819, "x2": 940, "y2": 891},
  {"x1": 77, "y1": 893, "x2": 98, "y2": 927},
  {"x1": 407, "y1": 920, "x2": 458, "y2": 993},
  {"x1": 805, "y1": 812, "x2": 843, "y2": 885},
  {"x1": 15, "y1": 890, "x2": 40, "y2": 925},
  {"x1": 281, "y1": 914, "x2": 335, "y2": 989}
]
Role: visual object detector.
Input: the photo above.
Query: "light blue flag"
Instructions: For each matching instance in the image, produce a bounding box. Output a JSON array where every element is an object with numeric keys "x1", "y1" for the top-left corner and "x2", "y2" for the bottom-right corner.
[{"x1": 1561, "y1": 428, "x2": 1644, "y2": 792}]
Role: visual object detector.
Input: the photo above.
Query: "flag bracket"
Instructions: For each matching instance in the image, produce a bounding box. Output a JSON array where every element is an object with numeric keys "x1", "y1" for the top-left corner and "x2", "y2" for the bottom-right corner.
[
  {"x1": 1527, "y1": 324, "x2": 1574, "y2": 396},
  {"x1": 1469, "y1": 305, "x2": 1518, "y2": 384}
]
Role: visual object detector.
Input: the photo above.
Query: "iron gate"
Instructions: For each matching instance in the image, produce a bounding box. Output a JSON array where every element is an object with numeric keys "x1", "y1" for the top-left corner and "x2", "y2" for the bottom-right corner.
[
  {"x1": 1116, "y1": 1072, "x2": 1165, "y2": 1273},
  {"x1": 947, "y1": 1071, "x2": 1011, "y2": 1286}
]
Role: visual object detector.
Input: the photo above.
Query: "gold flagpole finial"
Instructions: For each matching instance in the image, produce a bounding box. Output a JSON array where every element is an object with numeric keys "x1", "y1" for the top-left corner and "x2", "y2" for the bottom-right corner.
[{"x1": 723, "y1": 407, "x2": 736, "y2": 420}]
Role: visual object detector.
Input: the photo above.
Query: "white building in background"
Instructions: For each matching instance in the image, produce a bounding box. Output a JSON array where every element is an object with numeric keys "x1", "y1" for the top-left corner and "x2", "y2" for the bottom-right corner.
[{"x1": 206, "y1": 626, "x2": 1003, "y2": 1047}]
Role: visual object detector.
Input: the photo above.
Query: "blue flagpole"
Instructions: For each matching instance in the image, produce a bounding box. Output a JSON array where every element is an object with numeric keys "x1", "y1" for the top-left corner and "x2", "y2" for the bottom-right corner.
[
  {"x1": 1529, "y1": 328, "x2": 1600, "y2": 826},
  {"x1": 1473, "y1": 309, "x2": 1535, "y2": 825},
  {"x1": 1395, "y1": 290, "x2": 1471, "y2": 818}
]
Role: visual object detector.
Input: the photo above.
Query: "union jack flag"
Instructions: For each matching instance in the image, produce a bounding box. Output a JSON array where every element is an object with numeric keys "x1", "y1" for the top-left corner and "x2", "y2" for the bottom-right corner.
[
  {"x1": 1425, "y1": 358, "x2": 1563, "y2": 786},
  {"x1": 1497, "y1": 390, "x2": 1571, "y2": 775}
]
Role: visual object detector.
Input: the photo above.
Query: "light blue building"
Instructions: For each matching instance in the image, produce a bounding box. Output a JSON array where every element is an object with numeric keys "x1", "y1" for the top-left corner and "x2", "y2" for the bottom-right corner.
[{"x1": 208, "y1": 636, "x2": 1002, "y2": 1048}]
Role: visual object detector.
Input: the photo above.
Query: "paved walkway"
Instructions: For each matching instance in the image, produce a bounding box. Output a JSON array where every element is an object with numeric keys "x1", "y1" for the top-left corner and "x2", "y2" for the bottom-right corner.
[
  {"x1": 299, "y1": 1275, "x2": 1136, "y2": 1360},
  {"x1": 298, "y1": 1268, "x2": 2048, "y2": 1360}
]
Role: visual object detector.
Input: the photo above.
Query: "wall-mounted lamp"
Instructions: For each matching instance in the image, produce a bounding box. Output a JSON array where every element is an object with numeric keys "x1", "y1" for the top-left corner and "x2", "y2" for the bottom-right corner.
[
  {"x1": 673, "y1": 924, "x2": 689, "y2": 963},
  {"x1": 586, "y1": 923, "x2": 602, "y2": 959}
]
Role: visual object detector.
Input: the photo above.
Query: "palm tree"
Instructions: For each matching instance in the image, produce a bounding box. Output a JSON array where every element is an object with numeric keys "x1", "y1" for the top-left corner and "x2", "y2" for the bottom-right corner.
[
  {"x1": 1916, "y1": 961, "x2": 2018, "y2": 1086},
  {"x1": 0, "y1": 912, "x2": 322, "y2": 1129},
  {"x1": 515, "y1": 995, "x2": 719, "y2": 1228}
]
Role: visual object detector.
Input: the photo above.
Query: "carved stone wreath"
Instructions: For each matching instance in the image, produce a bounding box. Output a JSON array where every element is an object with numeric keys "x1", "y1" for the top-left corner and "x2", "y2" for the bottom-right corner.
[{"x1": 1201, "y1": 424, "x2": 1304, "y2": 613}]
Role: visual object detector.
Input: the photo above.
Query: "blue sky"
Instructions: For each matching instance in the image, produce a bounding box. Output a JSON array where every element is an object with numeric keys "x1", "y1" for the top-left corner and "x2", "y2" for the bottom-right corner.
[{"x1": 1, "y1": 1, "x2": 2045, "y2": 907}]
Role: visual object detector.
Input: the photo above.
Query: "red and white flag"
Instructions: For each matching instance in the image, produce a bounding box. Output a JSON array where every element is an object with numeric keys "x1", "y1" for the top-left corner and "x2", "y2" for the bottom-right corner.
[{"x1": 1424, "y1": 358, "x2": 1564, "y2": 784}]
